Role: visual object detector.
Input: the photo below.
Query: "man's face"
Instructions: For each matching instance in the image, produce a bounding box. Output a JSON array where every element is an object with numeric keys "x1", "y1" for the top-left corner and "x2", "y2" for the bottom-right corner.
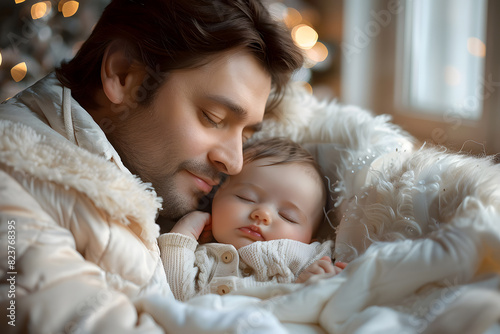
[
  {"x1": 109, "y1": 50, "x2": 271, "y2": 221},
  {"x1": 211, "y1": 158, "x2": 325, "y2": 250}
]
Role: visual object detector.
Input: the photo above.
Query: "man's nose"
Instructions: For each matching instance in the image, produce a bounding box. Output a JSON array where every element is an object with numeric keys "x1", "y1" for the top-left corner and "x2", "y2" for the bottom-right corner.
[
  {"x1": 250, "y1": 208, "x2": 272, "y2": 225},
  {"x1": 208, "y1": 136, "x2": 243, "y2": 175}
]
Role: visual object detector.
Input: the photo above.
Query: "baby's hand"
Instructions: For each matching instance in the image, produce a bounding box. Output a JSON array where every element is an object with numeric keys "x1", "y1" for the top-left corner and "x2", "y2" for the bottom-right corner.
[
  {"x1": 170, "y1": 211, "x2": 211, "y2": 241},
  {"x1": 295, "y1": 256, "x2": 344, "y2": 283}
]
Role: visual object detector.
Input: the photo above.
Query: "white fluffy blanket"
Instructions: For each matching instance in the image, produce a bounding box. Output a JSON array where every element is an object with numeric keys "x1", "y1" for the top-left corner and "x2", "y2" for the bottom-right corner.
[{"x1": 177, "y1": 83, "x2": 500, "y2": 333}]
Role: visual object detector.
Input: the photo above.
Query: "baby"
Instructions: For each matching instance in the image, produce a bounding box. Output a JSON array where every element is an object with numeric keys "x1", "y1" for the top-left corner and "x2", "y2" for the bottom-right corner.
[{"x1": 159, "y1": 138, "x2": 344, "y2": 301}]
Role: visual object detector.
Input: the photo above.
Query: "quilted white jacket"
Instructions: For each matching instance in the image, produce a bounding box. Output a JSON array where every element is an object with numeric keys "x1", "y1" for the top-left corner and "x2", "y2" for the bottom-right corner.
[{"x1": 0, "y1": 74, "x2": 288, "y2": 334}]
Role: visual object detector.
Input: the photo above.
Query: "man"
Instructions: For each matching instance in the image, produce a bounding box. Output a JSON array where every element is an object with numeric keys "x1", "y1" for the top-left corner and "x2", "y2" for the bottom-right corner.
[{"x1": 0, "y1": 0, "x2": 303, "y2": 332}]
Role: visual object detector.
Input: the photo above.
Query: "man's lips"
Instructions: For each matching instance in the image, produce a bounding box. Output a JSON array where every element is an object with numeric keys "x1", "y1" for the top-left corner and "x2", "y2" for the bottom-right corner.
[
  {"x1": 239, "y1": 226, "x2": 265, "y2": 241},
  {"x1": 188, "y1": 171, "x2": 218, "y2": 194}
]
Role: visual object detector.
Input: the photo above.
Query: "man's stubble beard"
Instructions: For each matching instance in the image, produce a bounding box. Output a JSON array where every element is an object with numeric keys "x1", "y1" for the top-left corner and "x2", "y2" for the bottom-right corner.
[
  {"x1": 108, "y1": 126, "x2": 222, "y2": 222},
  {"x1": 155, "y1": 174, "x2": 204, "y2": 222},
  {"x1": 154, "y1": 160, "x2": 223, "y2": 221}
]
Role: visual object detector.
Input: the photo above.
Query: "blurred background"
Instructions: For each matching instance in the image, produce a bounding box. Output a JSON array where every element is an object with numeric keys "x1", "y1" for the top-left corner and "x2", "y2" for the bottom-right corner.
[{"x1": 1, "y1": 0, "x2": 499, "y2": 155}]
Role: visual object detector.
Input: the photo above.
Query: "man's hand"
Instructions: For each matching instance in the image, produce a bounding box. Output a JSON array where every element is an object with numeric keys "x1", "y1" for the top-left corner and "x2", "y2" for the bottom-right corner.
[
  {"x1": 295, "y1": 256, "x2": 345, "y2": 283},
  {"x1": 170, "y1": 211, "x2": 212, "y2": 241}
]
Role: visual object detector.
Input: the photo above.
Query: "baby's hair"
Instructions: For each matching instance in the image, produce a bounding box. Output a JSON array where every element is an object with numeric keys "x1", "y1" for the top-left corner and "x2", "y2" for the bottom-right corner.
[
  {"x1": 243, "y1": 137, "x2": 329, "y2": 229},
  {"x1": 244, "y1": 137, "x2": 318, "y2": 167}
]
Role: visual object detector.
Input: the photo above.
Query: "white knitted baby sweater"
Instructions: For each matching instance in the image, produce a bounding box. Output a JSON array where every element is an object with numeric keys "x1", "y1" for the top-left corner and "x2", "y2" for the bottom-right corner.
[{"x1": 158, "y1": 233, "x2": 333, "y2": 301}]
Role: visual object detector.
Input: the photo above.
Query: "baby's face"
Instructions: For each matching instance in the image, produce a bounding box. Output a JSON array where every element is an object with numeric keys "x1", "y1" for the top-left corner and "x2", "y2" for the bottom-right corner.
[{"x1": 211, "y1": 158, "x2": 325, "y2": 249}]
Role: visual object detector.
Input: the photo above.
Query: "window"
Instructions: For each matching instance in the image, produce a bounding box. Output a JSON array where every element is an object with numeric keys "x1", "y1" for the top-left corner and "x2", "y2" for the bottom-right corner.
[
  {"x1": 341, "y1": 0, "x2": 500, "y2": 154},
  {"x1": 398, "y1": 0, "x2": 487, "y2": 120}
]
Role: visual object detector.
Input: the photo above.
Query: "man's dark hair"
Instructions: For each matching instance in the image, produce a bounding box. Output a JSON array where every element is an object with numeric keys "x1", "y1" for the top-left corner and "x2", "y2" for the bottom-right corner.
[{"x1": 55, "y1": 0, "x2": 304, "y2": 110}]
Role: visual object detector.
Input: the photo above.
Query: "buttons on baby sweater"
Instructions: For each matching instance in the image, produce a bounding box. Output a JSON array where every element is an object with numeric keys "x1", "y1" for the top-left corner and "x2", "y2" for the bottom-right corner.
[
  {"x1": 217, "y1": 284, "x2": 231, "y2": 295},
  {"x1": 221, "y1": 251, "x2": 234, "y2": 263},
  {"x1": 210, "y1": 248, "x2": 238, "y2": 295},
  {"x1": 242, "y1": 267, "x2": 253, "y2": 277}
]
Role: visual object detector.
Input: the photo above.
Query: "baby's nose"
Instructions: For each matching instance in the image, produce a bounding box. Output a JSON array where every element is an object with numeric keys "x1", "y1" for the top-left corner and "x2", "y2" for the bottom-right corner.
[{"x1": 250, "y1": 208, "x2": 272, "y2": 225}]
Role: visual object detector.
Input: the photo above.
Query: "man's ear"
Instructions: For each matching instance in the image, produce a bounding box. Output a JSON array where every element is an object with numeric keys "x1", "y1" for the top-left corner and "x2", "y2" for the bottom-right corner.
[{"x1": 101, "y1": 41, "x2": 142, "y2": 104}]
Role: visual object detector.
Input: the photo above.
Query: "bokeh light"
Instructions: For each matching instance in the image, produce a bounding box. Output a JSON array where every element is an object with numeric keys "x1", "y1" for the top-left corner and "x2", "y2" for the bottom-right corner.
[
  {"x1": 11, "y1": 62, "x2": 28, "y2": 82},
  {"x1": 467, "y1": 37, "x2": 486, "y2": 58},
  {"x1": 291, "y1": 24, "x2": 318, "y2": 50},
  {"x1": 1, "y1": 0, "x2": 109, "y2": 102},
  {"x1": 31, "y1": 1, "x2": 51, "y2": 20},
  {"x1": 305, "y1": 41, "x2": 328, "y2": 63},
  {"x1": 62, "y1": 1, "x2": 79, "y2": 18}
]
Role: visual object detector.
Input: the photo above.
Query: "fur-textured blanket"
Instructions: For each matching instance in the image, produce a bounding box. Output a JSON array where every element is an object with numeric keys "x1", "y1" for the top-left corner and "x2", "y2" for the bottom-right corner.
[{"x1": 223, "y1": 82, "x2": 500, "y2": 333}]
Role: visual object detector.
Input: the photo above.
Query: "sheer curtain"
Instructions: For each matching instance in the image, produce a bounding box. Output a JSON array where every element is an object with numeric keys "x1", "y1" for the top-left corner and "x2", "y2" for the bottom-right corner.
[
  {"x1": 340, "y1": 0, "x2": 499, "y2": 154},
  {"x1": 402, "y1": 0, "x2": 487, "y2": 119}
]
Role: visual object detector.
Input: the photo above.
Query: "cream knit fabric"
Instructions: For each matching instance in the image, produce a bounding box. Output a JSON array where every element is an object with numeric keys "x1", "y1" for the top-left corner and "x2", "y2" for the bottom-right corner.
[{"x1": 159, "y1": 233, "x2": 333, "y2": 301}]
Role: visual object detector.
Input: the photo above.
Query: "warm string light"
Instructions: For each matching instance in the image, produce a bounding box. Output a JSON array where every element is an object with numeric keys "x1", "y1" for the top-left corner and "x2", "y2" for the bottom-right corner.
[
  {"x1": 283, "y1": 6, "x2": 329, "y2": 78},
  {"x1": 60, "y1": 0, "x2": 79, "y2": 17},
  {"x1": 11, "y1": 62, "x2": 27, "y2": 82},
  {"x1": 270, "y1": 4, "x2": 332, "y2": 95},
  {"x1": 292, "y1": 24, "x2": 318, "y2": 49},
  {"x1": 305, "y1": 41, "x2": 328, "y2": 63},
  {"x1": 5, "y1": 0, "x2": 81, "y2": 86},
  {"x1": 31, "y1": 1, "x2": 51, "y2": 20}
]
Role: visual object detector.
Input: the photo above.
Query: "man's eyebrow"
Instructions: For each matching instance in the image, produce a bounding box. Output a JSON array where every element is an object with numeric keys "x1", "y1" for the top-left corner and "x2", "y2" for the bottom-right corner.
[
  {"x1": 207, "y1": 94, "x2": 246, "y2": 117},
  {"x1": 207, "y1": 94, "x2": 263, "y2": 132}
]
